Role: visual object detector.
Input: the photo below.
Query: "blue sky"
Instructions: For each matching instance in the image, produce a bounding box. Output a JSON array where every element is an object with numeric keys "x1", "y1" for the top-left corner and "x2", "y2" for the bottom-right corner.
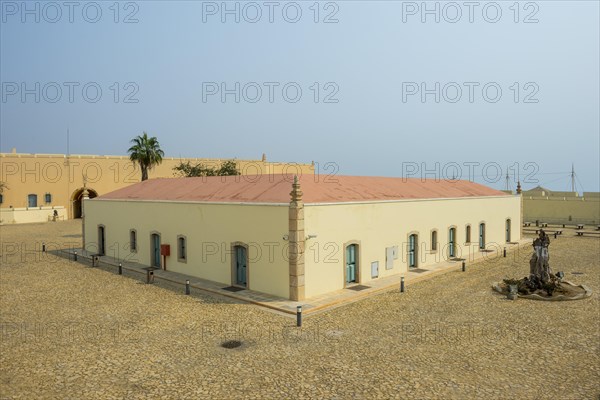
[{"x1": 1, "y1": 1, "x2": 598, "y2": 192}]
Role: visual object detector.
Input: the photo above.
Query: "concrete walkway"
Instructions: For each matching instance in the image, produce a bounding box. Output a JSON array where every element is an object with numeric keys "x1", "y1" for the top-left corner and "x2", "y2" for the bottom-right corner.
[{"x1": 60, "y1": 239, "x2": 531, "y2": 317}]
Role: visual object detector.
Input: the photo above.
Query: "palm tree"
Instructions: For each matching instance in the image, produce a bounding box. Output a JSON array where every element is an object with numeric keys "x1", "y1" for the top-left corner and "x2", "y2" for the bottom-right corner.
[{"x1": 127, "y1": 132, "x2": 165, "y2": 181}]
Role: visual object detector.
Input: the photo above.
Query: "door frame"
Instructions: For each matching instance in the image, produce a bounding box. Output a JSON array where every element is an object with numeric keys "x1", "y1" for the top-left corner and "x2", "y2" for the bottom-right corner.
[
  {"x1": 448, "y1": 226, "x2": 457, "y2": 258},
  {"x1": 98, "y1": 225, "x2": 106, "y2": 255},
  {"x1": 150, "y1": 232, "x2": 161, "y2": 268},
  {"x1": 343, "y1": 240, "x2": 361, "y2": 287},
  {"x1": 406, "y1": 232, "x2": 419, "y2": 269},
  {"x1": 479, "y1": 222, "x2": 486, "y2": 250},
  {"x1": 230, "y1": 242, "x2": 249, "y2": 288}
]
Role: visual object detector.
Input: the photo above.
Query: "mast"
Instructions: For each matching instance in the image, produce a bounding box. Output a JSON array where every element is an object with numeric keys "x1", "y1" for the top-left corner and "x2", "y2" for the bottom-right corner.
[{"x1": 571, "y1": 164, "x2": 575, "y2": 193}]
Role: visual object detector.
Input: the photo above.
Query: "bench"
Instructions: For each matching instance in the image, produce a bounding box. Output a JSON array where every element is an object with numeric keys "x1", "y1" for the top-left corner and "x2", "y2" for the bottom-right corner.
[
  {"x1": 540, "y1": 222, "x2": 548, "y2": 228},
  {"x1": 575, "y1": 230, "x2": 600, "y2": 237},
  {"x1": 577, "y1": 224, "x2": 584, "y2": 229},
  {"x1": 523, "y1": 229, "x2": 563, "y2": 236},
  {"x1": 523, "y1": 222, "x2": 531, "y2": 227},
  {"x1": 597, "y1": 225, "x2": 600, "y2": 231}
]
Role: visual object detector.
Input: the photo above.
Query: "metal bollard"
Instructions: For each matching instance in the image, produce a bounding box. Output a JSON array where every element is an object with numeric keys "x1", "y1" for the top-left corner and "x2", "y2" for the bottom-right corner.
[
  {"x1": 118, "y1": 263, "x2": 122, "y2": 275},
  {"x1": 462, "y1": 261, "x2": 466, "y2": 272},
  {"x1": 296, "y1": 305, "x2": 302, "y2": 327},
  {"x1": 74, "y1": 251, "x2": 78, "y2": 261},
  {"x1": 400, "y1": 276, "x2": 405, "y2": 293},
  {"x1": 93, "y1": 256, "x2": 99, "y2": 267},
  {"x1": 42, "y1": 243, "x2": 46, "y2": 253},
  {"x1": 185, "y1": 280, "x2": 190, "y2": 295},
  {"x1": 146, "y1": 270, "x2": 154, "y2": 284},
  {"x1": 554, "y1": 232, "x2": 557, "y2": 239},
  {"x1": 503, "y1": 248, "x2": 506, "y2": 257}
]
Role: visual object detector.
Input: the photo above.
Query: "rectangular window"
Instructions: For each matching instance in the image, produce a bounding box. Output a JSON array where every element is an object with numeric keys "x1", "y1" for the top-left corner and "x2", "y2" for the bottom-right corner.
[
  {"x1": 178, "y1": 236, "x2": 187, "y2": 261},
  {"x1": 27, "y1": 194, "x2": 37, "y2": 208},
  {"x1": 45, "y1": 193, "x2": 52, "y2": 203}
]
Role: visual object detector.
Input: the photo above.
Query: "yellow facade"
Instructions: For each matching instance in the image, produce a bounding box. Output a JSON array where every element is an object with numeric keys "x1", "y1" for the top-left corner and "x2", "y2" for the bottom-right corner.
[
  {"x1": 84, "y1": 193, "x2": 521, "y2": 300},
  {"x1": 83, "y1": 199, "x2": 290, "y2": 298},
  {"x1": 0, "y1": 152, "x2": 314, "y2": 223},
  {"x1": 303, "y1": 196, "x2": 522, "y2": 298}
]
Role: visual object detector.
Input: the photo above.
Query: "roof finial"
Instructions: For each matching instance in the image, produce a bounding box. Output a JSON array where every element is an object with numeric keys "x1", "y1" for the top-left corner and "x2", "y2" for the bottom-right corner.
[
  {"x1": 516, "y1": 181, "x2": 522, "y2": 194},
  {"x1": 290, "y1": 175, "x2": 303, "y2": 204}
]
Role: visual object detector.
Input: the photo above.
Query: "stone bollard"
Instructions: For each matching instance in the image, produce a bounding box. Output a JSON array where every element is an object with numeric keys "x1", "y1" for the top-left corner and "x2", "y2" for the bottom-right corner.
[
  {"x1": 503, "y1": 248, "x2": 507, "y2": 257},
  {"x1": 185, "y1": 280, "x2": 190, "y2": 295},
  {"x1": 118, "y1": 263, "x2": 122, "y2": 275},
  {"x1": 400, "y1": 276, "x2": 405, "y2": 293},
  {"x1": 74, "y1": 251, "x2": 78, "y2": 261},
  {"x1": 462, "y1": 261, "x2": 466, "y2": 272}
]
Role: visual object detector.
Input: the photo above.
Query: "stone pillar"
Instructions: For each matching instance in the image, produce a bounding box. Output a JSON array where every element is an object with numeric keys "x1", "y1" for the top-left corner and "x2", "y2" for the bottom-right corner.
[
  {"x1": 289, "y1": 176, "x2": 305, "y2": 301},
  {"x1": 81, "y1": 187, "x2": 89, "y2": 251}
]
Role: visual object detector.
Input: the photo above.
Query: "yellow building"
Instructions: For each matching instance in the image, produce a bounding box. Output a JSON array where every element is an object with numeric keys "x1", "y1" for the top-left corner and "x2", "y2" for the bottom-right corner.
[
  {"x1": 0, "y1": 150, "x2": 314, "y2": 223},
  {"x1": 83, "y1": 174, "x2": 521, "y2": 300}
]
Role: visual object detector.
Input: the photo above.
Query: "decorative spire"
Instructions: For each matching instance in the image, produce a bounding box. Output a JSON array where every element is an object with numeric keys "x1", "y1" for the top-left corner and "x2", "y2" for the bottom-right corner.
[
  {"x1": 516, "y1": 181, "x2": 522, "y2": 194},
  {"x1": 262, "y1": 153, "x2": 267, "y2": 162},
  {"x1": 82, "y1": 173, "x2": 89, "y2": 197},
  {"x1": 290, "y1": 175, "x2": 303, "y2": 204}
]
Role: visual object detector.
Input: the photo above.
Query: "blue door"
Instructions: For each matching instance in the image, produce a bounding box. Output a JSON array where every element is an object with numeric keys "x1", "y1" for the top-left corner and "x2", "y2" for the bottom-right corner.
[
  {"x1": 28, "y1": 194, "x2": 37, "y2": 207},
  {"x1": 479, "y1": 223, "x2": 485, "y2": 249},
  {"x1": 235, "y1": 246, "x2": 247, "y2": 286},
  {"x1": 408, "y1": 235, "x2": 417, "y2": 268},
  {"x1": 151, "y1": 234, "x2": 161, "y2": 268},
  {"x1": 449, "y1": 228, "x2": 456, "y2": 258},
  {"x1": 346, "y1": 244, "x2": 357, "y2": 284}
]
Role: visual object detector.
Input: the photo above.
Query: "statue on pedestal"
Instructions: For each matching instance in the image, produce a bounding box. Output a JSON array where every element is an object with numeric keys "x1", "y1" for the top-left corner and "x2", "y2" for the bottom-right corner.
[{"x1": 528, "y1": 229, "x2": 552, "y2": 289}]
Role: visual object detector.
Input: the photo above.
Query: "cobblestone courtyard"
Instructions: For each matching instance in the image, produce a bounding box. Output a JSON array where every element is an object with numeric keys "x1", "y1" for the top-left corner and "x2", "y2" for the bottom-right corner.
[{"x1": 1, "y1": 220, "x2": 599, "y2": 399}]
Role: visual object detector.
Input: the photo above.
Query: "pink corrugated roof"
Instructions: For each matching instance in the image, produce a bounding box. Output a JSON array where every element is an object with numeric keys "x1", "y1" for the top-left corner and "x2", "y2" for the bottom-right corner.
[{"x1": 97, "y1": 174, "x2": 508, "y2": 204}]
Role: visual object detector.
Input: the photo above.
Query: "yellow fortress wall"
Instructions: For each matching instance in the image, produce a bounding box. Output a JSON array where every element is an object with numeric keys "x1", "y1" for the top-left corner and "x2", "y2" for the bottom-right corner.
[{"x1": 0, "y1": 151, "x2": 314, "y2": 223}]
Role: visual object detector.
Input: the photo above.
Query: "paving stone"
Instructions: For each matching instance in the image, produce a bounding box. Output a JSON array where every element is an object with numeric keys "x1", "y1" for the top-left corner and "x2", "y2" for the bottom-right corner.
[{"x1": 0, "y1": 221, "x2": 598, "y2": 399}]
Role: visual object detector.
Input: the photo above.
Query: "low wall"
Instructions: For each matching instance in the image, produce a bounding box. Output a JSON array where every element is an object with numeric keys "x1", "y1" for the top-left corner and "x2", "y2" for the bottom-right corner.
[
  {"x1": 0, "y1": 206, "x2": 66, "y2": 224},
  {"x1": 523, "y1": 197, "x2": 600, "y2": 225}
]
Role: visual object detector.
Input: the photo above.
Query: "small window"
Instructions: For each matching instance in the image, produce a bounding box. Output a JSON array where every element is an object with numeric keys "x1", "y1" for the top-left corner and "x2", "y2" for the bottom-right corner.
[
  {"x1": 45, "y1": 193, "x2": 52, "y2": 203},
  {"x1": 465, "y1": 225, "x2": 471, "y2": 243},
  {"x1": 130, "y1": 230, "x2": 137, "y2": 252},
  {"x1": 431, "y1": 230, "x2": 438, "y2": 251},
  {"x1": 0, "y1": 194, "x2": 3, "y2": 204},
  {"x1": 178, "y1": 236, "x2": 187, "y2": 261},
  {"x1": 27, "y1": 194, "x2": 38, "y2": 207}
]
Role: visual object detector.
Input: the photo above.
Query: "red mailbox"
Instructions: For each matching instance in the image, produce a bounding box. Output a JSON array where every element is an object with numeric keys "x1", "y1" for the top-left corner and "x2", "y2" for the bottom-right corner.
[{"x1": 160, "y1": 244, "x2": 170, "y2": 256}]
